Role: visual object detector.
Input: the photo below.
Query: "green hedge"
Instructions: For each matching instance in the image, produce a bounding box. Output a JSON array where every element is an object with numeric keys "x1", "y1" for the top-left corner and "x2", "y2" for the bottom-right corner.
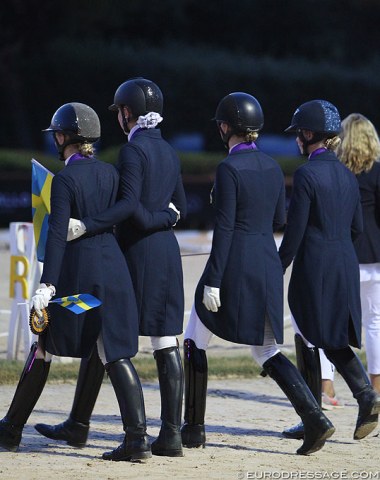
[
  {"x1": 0, "y1": 148, "x2": 303, "y2": 177},
  {"x1": 0, "y1": 349, "x2": 368, "y2": 385}
]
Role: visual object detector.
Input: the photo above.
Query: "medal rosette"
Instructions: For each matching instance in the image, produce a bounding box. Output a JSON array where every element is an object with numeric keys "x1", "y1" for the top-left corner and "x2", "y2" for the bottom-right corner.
[{"x1": 29, "y1": 307, "x2": 51, "y2": 335}]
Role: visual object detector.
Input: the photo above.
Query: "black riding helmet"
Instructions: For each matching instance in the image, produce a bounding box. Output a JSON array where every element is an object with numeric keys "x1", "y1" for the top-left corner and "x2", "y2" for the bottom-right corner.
[
  {"x1": 109, "y1": 77, "x2": 163, "y2": 116},
  {"x1": 214, "y1": 92, "x2": 264, "y2": 147},
  {"x1": 214, "y1": 92, "x2": 264, "y2": 133},
  {"x1": 43, "y1": 102, "x2": 101, "y2": 160},
  {"x1": 109, "y1": 77, "x2": 163, "y2": 134}
]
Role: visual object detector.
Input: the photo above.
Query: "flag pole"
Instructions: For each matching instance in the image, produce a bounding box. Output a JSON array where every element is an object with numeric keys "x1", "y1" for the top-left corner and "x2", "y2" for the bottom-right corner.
[{"x1": 31, "y1": 158, "x2": 53, "y2": 175}]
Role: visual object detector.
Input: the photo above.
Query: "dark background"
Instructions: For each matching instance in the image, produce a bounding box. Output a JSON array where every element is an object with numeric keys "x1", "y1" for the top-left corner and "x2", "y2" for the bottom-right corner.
[
  {"x1": 1, "y1": 0, "x2": 380, "y2": 228},
  {"x1": 1, "y1": 0, "x2": 380, "y2": 152}
]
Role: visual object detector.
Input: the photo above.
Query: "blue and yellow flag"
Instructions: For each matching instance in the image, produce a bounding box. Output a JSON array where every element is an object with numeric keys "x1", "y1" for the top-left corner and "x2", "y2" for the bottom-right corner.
[
  {"x1": 51, "y1": 294, "x2": 102, "y2": 314},
  {"x1": 31, "y1": 159, "x2": 54, "y2": 262}
]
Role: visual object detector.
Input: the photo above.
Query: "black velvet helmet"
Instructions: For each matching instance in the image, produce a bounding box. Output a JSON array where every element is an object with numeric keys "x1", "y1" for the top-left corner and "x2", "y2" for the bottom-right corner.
[
  {"x1": 214, "y1": 92, "x2": 264, "y2": 133},
  {"x1": 109, "y1": 77, "x2": 163, "y2": 116},
  {"x1": 285, "y1": 100, "x2": 341, "y2": 136},
  {"x1": 43, "y1": 102, "x2": 101, "y2": 143}
]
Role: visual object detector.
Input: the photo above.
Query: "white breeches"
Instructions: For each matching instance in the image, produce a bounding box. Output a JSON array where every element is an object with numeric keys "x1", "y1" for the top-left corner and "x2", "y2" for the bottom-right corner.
[
  {"x1": 184, "y1": 304, "x2": 280, "y2": 367},
  {"x1": 360, "y1": 264, "x2": 380, "y2": 375},
  {"x1": 96, "y1": 334, "x2": 178, "y2": 364}
]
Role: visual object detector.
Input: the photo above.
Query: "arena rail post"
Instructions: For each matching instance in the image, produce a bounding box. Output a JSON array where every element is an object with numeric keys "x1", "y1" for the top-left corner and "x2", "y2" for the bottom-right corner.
[{"x1": 8, "y1": 222, "x2": 40, "y2": 360}]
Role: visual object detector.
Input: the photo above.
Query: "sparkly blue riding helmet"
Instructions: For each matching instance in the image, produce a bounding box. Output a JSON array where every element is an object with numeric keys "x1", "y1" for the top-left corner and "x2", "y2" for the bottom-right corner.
[{"x1": 285, "y1": 100, "x2": 341, "y2": 137}]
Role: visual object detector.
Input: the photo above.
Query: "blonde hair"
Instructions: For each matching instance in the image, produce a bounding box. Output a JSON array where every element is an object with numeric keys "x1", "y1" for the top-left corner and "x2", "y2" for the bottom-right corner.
[
  {"x1": 336, "y1": 113, "x2": 380, "y2": 175},
  {"x1": 324, "y1": 136, "x2": 341, "y2": 151},
  {"x1": 245, "y1": 130, "x2": 259, "y2": 142},
  {"x1": 78, "y1": 142, "x2": 95, "y2": 157}
]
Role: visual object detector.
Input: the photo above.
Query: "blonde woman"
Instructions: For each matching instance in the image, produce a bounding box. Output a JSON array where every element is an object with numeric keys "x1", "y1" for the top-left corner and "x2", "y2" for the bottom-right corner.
[{"x1": 338, "y1": 113, "x2": 380, "y2": 394}]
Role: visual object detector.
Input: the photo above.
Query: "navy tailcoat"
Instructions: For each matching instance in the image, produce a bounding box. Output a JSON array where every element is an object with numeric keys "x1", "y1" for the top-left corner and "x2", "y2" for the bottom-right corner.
[
  {"x1": 279, "y1": 150, "x2": 363, "y2": 349},
  {"x1": 195, "y1": 147, "x2": 286, "y2": 345},
  {"x1": 84, "y1": 129, "x2": 187, "y2": 336},
  {"x1": 41, "y1": 157, "x2": 139, "y2": 362},
  {"x1": 353, "y1": 161, "x2": 380, "y2": 264}
]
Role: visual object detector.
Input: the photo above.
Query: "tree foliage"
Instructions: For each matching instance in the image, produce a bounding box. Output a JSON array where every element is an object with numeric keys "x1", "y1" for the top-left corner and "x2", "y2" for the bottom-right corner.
[{"x1": 1, "y1": 0, "x2": 380, "y2": 150}]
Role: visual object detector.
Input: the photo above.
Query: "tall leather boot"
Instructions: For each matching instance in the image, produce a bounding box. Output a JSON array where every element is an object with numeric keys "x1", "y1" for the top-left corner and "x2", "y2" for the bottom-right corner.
[
  {"x1": 282, "y1": 334, "x2": 321, "y2": 440},
  {"x1": 325, "y1": 347, "x2": 380, "y2": 440},
  {"x1": 35, "y1": 346, "x2": 105, "y2": 447},
  {"x1": 151, "y1": 346, "x2": 184, "y2": 457},
  {"x1": 0, "y1": 342, "x2": 51, "y2": 452},
  {"x1": 263, "y1": 352, "x2": 335, "y2": 455},
  {"x1": 102, "y1": 358, "x2": 152, "y2": 462},
  {"x1": 181, "y1": 339, "x2": 207, "y2": 448}
]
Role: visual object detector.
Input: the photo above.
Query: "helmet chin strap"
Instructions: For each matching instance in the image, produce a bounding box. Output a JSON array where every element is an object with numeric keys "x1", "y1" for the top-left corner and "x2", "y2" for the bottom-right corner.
[
  {"x1": 54, "y1": 133, "x2": 81, "y2": 161},
  {"x1": 297, "y1": 130, "x2": 325, "y2": 156},
  {"x1": 121, "y1": 109, "x2": 130, "y2": 135},
  {"x1": 297, "y1": 130, "x2": 310, "y2": 156},
  {"x1": 54, "y1": 134, "x2": 68, "y2": 161},
  {"x1": 218, "y1": 124, "x2": 231, "y2": 149}
]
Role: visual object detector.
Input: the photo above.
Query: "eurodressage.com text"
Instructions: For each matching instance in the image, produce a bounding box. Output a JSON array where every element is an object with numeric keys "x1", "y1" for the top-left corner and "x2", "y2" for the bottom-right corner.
[{"x1": 237, "y1": 472, "x2": 380, "y2": 479}]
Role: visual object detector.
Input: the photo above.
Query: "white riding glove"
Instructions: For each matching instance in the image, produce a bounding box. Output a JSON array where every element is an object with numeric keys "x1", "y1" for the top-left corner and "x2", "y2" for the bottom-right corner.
[
  {"x1": 32, "y1": 283, "x2": 56, "y2": 316},
  {"x1": 169, "y1": 202, "x2": 180, "y2": 226},
  {"x1": 203, "y1": 285, "x2": 221, "y2": 312},
  {"x1": 67, "y1": 218, "x2": 86, "y2": 241}
]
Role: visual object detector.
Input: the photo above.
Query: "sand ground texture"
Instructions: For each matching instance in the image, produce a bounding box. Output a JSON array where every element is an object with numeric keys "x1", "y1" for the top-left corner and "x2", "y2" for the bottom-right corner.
[
  {"x1": 0, "y1": 230, "x2": 379, "y2": 479},
  {"x1": 1, "y1": 378, "x2": 379, "y2": 480}
]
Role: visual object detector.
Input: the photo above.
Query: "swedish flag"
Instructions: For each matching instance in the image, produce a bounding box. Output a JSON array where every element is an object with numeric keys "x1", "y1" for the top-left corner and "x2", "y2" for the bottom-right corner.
[
  {"x1": 31, "y1": 159, "x2": 54, "y2": 262},
  {"x1": 51, "y1": 294, "x2": 102, "y2": 314}
]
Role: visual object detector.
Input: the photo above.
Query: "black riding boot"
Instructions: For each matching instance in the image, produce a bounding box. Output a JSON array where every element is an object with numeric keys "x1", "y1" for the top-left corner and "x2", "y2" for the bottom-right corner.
[
  {"x1": 181, "y1": 339, "x2": 208, "y2": 448},
  {"x1": 102, "y1": 358, "x2": 151, "y2": 462},
  {"x1": 35, "y1": 347, "x2": 105, "y2": 447},
  {"x1": 325, "y1": 347, "x2": 380, "y2": 440},
  {"x1": 263, "y1": 352, "x2": 335, "y2": 455},
  {"x1": 151, "y1": 346, "x2": 184, "y2": 457},
  {"x1": 282, "y1": 334, "x2": 321, "y2": 440},
  {"x1": 0, "y1": 342, "x2": 51, "y2": 452}
]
